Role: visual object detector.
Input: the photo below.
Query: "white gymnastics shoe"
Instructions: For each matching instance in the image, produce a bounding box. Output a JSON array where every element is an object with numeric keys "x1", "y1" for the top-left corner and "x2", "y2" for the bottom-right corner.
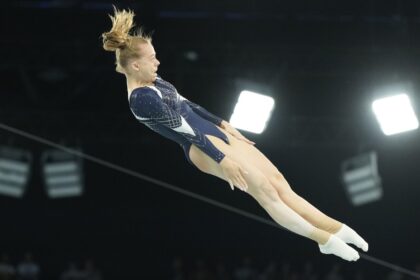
[
  {"x1": 335, "y1": 224, "x2": 369, "y2": 252},
  {"x1": 319, "y1": 235, "x2": 360, "y2": 262}
]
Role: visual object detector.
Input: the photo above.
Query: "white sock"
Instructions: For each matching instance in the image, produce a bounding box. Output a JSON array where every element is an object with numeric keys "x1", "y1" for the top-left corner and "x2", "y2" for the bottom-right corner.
[
  {"x1": 335, "y1": 224, "x2": 369, "y2": 252},
  {"x1": 319, "y1": 235, "x2": 360, "y2": 262}
]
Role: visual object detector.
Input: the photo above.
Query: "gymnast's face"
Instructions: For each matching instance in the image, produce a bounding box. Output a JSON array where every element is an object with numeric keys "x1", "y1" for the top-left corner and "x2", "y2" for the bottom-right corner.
[{"x1": 131, "y1": 42, "x2": 160, "y2": 83}]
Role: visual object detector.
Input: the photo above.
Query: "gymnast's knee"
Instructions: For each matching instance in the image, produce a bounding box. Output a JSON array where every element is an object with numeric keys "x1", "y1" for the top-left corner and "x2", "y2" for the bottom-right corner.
[
  {"x1": 249, "y1": 175, "x2": 281, "y2": 205},
  {"x1": 268, "y1": 173, "x2": 293, "y2": 196}
]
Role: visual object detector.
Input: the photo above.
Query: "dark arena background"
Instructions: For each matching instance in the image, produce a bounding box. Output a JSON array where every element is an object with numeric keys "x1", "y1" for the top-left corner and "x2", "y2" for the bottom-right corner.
[{"x1": 1, "y1": 0, "x2": 420, "y2": 279}]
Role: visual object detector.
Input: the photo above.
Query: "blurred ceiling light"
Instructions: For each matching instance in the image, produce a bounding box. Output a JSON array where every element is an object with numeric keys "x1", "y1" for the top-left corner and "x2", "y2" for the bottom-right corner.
[
  {"x1": 372, "y1": 94, "x2": 419, "y2": 136},
  {"x1": 183, "y1": 51, "x2": 199, "y2": 62},
  {"x1": 341, "y1": 151, "x2": 382, "y2": 206},
  {"x1": 0, "y1": 146, "x2": 32, "y2": 198},
  {"x1": 229, "y1": 90, "x2": 275, "y2": 134},
  {"x1": 42, "y1": 149, "x2": 84, "y2": 199}
]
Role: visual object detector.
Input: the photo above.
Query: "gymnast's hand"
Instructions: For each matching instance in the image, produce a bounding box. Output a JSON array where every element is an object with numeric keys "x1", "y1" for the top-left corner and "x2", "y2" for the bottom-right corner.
[
  {"x1": 220, "y1": 121, "x2": 255, "y2": 145},
  {"x1": 219, "y1": 156, "x2": 249, "y2": 192}
]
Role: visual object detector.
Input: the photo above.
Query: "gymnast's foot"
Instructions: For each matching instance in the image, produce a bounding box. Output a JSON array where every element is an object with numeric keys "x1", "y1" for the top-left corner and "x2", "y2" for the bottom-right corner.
[
  {"x1": 335, "y1": 224, "x2": 369, "y2": 252},
  {"x1": 319, "y1": 235, "x2": 360, "y2": 261}
]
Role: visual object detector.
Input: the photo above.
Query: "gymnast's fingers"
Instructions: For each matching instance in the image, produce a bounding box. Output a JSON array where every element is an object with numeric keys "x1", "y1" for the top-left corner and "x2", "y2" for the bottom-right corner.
[
  {"x1": 227, "y1": 179, "x2": 234, "y2": 190},
  {"x1": 238, "y1": 175, "x2": 248, "y2": 191},
  {"x1": 235, "y1": 176, "x2": 247, "y2": 191},
  {"x1": 246, "y1": 139, "x2": 256, "y2": 145},
  {"x1": 240, "y1": 136, "x2": 254, "y2": 145},
  {"x1": 238, "y1": 169, "x2": 249, "y2": 191}
]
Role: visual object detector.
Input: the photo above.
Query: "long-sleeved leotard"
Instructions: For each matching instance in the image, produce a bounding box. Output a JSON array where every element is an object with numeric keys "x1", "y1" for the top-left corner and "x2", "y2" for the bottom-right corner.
[{"x1": 129, "y1": 76, "x2": 230, "y2": 164}]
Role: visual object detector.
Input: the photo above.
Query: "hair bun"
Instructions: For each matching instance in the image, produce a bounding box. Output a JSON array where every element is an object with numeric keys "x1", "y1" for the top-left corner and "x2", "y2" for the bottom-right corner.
[
  {"x1": 102, "y1": 31, "x2": 129, "y2": 52},
  {"x1": 101, "y1": 6, "x2": 135, "y2": 52}
]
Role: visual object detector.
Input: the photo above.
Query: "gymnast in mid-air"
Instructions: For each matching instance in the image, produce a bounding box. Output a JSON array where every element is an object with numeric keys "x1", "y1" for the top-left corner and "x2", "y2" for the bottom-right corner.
[{"x1": 101, "y1": 7, "x2": 368, "y2": 261}]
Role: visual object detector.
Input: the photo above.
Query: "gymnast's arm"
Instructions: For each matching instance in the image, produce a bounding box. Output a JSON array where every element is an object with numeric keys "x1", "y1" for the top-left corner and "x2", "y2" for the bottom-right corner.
[
  {"x1": 182, "y1": 97, "x2": 225, "y2": 126},
  {"x1": 179, "y1": 94, "x2": 253, "y2": 144},
  {"x1": 131, "y1": 88, "x2": 226, "y2": 163}
]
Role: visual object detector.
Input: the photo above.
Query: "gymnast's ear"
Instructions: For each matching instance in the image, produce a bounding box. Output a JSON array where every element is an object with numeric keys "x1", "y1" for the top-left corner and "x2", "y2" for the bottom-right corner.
[{"x1": 131, "y1": 60, "x2": 141, "y2": 72}]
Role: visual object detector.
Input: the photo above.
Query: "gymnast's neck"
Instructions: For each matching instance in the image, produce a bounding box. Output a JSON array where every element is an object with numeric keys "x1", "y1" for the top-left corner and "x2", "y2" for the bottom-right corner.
[{"x1": 125, "y1": 75, "x2": 154, "y2": 98}]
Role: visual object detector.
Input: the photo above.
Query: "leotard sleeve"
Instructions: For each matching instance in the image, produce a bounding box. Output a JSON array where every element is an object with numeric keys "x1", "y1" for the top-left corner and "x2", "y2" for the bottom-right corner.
[
  {"x1": 182, "y1": 98, "x2": 224, "y2": 126},
  {"x1": 130, "y1": 88, "x2": 226, "y2": 163}
]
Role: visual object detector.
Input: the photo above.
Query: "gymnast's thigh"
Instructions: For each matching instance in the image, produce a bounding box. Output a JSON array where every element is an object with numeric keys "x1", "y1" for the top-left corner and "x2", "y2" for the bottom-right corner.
[
  {"x1": 188, "y1": 134, "x2": 268, "y2": 190},
  {"x1": 214, "y1": 126, "x2": 282, "y2": 179}
]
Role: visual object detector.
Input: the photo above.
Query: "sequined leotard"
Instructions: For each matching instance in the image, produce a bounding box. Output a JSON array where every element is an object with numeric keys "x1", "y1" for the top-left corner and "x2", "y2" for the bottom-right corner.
[{"x1": 129, "y1": 75, "x2": 230, "y2": 165}]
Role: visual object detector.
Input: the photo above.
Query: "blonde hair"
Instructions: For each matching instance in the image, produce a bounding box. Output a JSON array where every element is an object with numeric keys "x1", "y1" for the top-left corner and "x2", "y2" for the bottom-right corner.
[{"x1": 102, "y1": 5, "x2": 152, "y2": 74}]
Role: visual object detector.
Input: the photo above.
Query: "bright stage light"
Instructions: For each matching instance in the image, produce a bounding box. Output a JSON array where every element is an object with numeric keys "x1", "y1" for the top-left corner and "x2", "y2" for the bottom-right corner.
[
  {"x1": 372, "y1": 94, "x2": 419, "y2": 136},
  {"x1": 229, "y1": 90, "x2": 275, "y2": 134}
]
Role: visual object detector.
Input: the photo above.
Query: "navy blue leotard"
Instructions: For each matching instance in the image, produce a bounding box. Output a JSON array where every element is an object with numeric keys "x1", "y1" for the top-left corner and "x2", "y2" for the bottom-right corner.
[{"x1": 128, "y1": 75, "x2": 230, "y2": 166}]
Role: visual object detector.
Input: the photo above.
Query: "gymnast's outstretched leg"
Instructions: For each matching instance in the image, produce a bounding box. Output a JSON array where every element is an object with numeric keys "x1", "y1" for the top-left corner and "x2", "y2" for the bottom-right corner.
[
  {"x1": 226, "y1": 132, "x2": 368, "y2": 252},
  {"x1": 267, "y1": 176, "x2": 369, "y2": 252},
  {"x1": 188, "y1": 136, "x2": 360, "y2": 261}
]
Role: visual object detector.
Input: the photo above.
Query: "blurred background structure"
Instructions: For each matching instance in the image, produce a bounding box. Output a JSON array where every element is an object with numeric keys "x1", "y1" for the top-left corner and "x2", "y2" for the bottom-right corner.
[{"x1": 1, "y1": 0, "x2": 420, "y2": 279}]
